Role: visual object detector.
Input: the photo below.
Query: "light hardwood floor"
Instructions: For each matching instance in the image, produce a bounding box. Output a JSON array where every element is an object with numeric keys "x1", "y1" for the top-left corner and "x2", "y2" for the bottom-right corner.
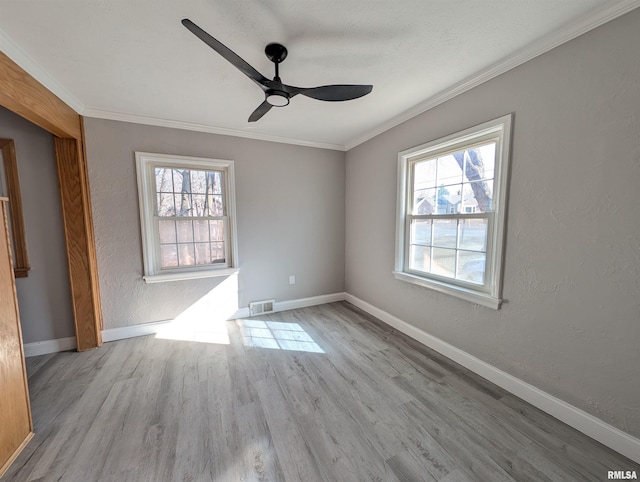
[{"x1": 3, "y1": 302, "x2": 638, "y2": 481}]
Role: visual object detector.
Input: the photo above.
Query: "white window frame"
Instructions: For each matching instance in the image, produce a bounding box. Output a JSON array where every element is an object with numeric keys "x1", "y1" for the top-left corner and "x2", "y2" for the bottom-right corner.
[
  {"x1": 135, "y1": 152, "x2": 239, "y2": 283},
  {"x1": 394, "y1": 114, "x2": 513, "y2": 309}
]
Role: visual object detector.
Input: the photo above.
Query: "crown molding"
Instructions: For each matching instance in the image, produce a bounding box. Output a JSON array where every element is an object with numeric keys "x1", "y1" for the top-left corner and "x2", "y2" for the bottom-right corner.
[
  {"x1": 2, "y1": 0, "x2": 638, "y2": 152},
  {"x1": 0, "y1": 29, "x2": 85, "y2": 114},
  {"x1": 82, "y1": 108, "x2": 346, "y2": 151},
  {"x1": 343, "y1": 0, "x2": 640, "y2": 151}
]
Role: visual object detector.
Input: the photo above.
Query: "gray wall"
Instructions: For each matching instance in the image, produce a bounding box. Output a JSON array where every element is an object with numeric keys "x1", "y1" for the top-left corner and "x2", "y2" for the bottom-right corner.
[
  {"x1": 345, "y1": 10, "x2": 640, "y2": 437},
  {"x1": 83, "y1": 118, "x2": 345, "y2": 329},
  {"x1": 0, "y1": 106, "x2": 75, "y2": 343}
]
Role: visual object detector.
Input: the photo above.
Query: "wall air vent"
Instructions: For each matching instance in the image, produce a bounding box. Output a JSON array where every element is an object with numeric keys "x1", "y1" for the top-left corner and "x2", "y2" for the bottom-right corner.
[{"x1": 249, "y1": 299, "x2": 275, "y2": 316}]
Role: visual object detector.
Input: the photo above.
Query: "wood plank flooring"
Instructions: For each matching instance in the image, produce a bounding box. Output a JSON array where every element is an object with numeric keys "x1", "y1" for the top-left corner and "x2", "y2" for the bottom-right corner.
[{"x1": 2, "y1": 302, "x2": 638, "y2": 481}]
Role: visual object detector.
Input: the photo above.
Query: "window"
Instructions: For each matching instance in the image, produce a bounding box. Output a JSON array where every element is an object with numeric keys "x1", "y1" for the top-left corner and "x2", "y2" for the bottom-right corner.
[
  {"x1": 136, "y1": 152, "x2": 238, "y2": 283},
  {"x1": 394, "y1": 115, "x2": 512, "y2": 309}
]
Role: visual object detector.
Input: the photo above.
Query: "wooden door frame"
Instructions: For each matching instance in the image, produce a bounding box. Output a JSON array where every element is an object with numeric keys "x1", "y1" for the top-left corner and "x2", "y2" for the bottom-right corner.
[{"x1": 0, "y1": 51, "x2": 102, "y2": 350}]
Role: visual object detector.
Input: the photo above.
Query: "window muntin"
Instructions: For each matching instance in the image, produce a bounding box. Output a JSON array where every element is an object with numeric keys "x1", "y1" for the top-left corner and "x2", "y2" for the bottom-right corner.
[
  {"x1": 136, "y1": 152, "x2": 237, "y2": 282},
  {"x1": 395, "y1": 115, "x2": 512, "y2": 309},
  {"x1": 406, "y1": 141, "x2": 496, "y2": 287},
  {"x1": 154, "y1": 167, "x2": 228, "y2": 269}
]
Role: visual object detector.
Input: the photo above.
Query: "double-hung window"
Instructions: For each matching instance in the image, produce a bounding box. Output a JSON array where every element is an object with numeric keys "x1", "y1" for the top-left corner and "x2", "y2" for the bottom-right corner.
[
  {"x1": 136, "y1": 152, "x2": 238, "y2": 283},
  {"x1": 394, "y1": 115, "x2": 512, "y2": 309}
]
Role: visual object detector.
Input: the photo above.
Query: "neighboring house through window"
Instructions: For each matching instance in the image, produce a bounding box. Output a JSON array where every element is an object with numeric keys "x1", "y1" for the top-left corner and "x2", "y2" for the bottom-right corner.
[
  {"x1": 136, "y1": 152, "x2": 238, "y2": 283},
  {"x1": 394, "y1": 114, "x2": 512, "y2": 309}
]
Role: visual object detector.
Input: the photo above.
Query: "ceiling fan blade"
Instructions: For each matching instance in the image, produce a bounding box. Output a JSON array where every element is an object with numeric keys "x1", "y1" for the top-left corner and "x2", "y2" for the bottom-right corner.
[
  {"x1": 182, "y1": 19, "x2": 269, "y2": 89},
  {"x1": 292, "y1": 84, "x2": 373, "y2": 102},
  {"x1": 248, "y1": 100, "x2": 273, "y2": 122}
]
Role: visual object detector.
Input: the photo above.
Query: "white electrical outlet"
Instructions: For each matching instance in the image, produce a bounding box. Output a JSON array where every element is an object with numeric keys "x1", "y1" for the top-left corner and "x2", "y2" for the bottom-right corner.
[{"x1": 289, "y1": 275, "x2": 296, "y2": 285}]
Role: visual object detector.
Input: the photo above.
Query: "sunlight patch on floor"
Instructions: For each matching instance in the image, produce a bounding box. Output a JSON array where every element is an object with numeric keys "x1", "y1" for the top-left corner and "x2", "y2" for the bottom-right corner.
[
  {"x1": 155, "y1": 319, "x2": 230, "y2": 345},
  {"x1": 155, "y1": 274, "x2": 239, "y2": 344},
  {"x1": 239, "y1": 319, "x2": 324, "y2": 353}
]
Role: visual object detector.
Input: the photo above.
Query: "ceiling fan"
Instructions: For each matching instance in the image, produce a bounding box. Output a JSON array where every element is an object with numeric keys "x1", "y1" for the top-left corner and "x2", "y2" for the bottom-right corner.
[{"x1": 181, "y1": 19, "x2": 373, "y2": 122}]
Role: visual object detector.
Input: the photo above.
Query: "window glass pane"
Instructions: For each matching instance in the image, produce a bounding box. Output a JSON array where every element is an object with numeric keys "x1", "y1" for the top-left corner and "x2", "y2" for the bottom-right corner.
[
  {"x1": 462, "y1": 143, "x2": 496, "y2": 182},
  {"x1": 414, "y1": 159, "x2": 436, "y2": 189},
  {"x1": 457, "y1": 251, "x2": 486, "y2": 285},
  {"x1": 172, "y1": 169, "x2": 185, "y2": 192},
  {"x1": 203, "y1": 194, "x2": 213, "y2": 217},
  {"x1": 176, "y1": 220, "x2": 194, "y2": 243},
  {"x1": 195, "y1": 243, "x2": 212, "y2": 265},
  {"x1": 409, "y1": 245, "x2": 431, "y2": 273},
  {"x1": 212, "y1": 171, "x2": 223, "y2": 194},
  {"x1": 413, "y1": 188, "x2": 435, "y2": 215},
  {"x1": 157, "y1": 193, "x2": 175, "y2": 216},
  {"x1": 410, "y1": 219, "x2": 432, "y2": 246},
  {"x1": 175, "y1": 193, "x2": 193, "y2": 216},
  {"x1": 432, "y1": 247, "x2": 456, "y2": 278},
  {"x1": 160, "y1": 244, "x2": 178, "y2": 268},
  {"x1": 209, "y1": 220, "x2": 225, "y2": 242},
  {"x1": 190, "y1": 170, "x2": 207, "y2": 193},
  {"x1": 178, "y1": 244, "x2": 195, "y2": 266},
  {"x1": 156, "y1": 169, "x2": 226, "y2": 218},
  {"x1": 211, "y1": 242, "x2": 225, "y2": 263},
  {"x1": 192, "y1": 194, "x2": 206, "y2": 216},
  {"x1": 207, "y1": 194, "x2": 224, "y2": 217},
  {"x1": 193, "y1": 220, "x2": 210, "y2": 242},
  {"x1": 432, "y1": 219, "x2": 457, "y2": 248},
  {"x1": 159, "y1": 220, "x2": 177, "y2": 244},
  {"x1": 461, "y1": 180, "x2": 493, "y2": 213},
  {"x1": 459, "y1": 219, "x2": 488, "y2": 252},
  {"x1": 436, "y1": 155, "x2": 462, "y2": 187},
  {"x1": 436, "y1": 184, "x2": 461, "y2": 214},
  {"x1": 155, "y1": 167, "x2": 173, "y2": 193}
]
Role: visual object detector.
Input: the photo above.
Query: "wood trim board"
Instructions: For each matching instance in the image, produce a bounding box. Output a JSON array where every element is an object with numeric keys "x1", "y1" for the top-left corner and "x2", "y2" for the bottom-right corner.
[
  {"x1": 0, "y1": 432, "x2": 33, "y2": 479},
  {"x1": 0, "y1": 49, "x2": 102, "y2": 351},
  {"x1": 54, "y1": 137, "x2": 102, "y2": 349},
  {"x1": 0, "y1": 139, "x2": 29, "y2": 277},
  {"x1": 0, "y1": 51, "x2": 80, "y2": 139},
  {"x1": 0, "y1": 200, "x2": 33, "y2": 478}
]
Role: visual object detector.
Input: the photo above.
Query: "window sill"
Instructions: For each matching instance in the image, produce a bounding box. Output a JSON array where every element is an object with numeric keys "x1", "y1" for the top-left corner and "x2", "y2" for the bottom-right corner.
[
  {"x1": 143, "y1": 268, "x2": 238, "y2": 284},
  {"x1": 392, "y1": 271, "x2": 501, "y2": 310}
]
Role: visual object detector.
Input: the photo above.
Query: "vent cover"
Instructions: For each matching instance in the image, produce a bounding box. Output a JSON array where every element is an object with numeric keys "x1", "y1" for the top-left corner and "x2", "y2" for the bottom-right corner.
[{"x1": 249, "y1": 299, "x2": 275, "y2": 316}]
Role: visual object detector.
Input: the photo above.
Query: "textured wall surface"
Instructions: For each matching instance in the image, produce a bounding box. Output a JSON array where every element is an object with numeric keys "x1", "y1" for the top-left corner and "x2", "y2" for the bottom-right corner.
[
  {"x1": 345, "y1": 10, "x2": 640, "y2": 437},
  {"x1": 0, "y1": 107, "x2": 75, "y2": 343},
  {"x1": 83, "y1": 119, "x2": 345, "y2": 329}
]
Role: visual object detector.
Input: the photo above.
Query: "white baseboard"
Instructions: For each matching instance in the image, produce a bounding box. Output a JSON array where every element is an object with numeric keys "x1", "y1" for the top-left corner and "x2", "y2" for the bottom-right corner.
[
  {"x1": 229, "y1": 292, "x2": 347, "y2": 319},
  {"x1": 101, "y1": 292, "x2": 346, "y2": 342},
  {"x1": 343, "y1": 293, "x2": 640, "y2": 465},
  {"x1": 23, "y1": 337, "x2": 77, "y2": 357},
  {"x1": 101, "y1": 319, "x2": 172, "y2": 342}
]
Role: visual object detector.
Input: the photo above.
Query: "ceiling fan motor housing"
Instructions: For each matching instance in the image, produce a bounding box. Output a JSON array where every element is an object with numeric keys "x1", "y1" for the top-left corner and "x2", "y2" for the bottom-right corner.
[{"x1": 265, "y1": 43, "x2": 288, "y2": 63}]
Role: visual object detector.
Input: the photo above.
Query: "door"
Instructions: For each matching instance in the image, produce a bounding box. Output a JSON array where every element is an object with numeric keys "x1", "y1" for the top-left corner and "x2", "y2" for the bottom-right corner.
[{"x1": 0, "y1": 198, "x2": 33, "y2": 477}]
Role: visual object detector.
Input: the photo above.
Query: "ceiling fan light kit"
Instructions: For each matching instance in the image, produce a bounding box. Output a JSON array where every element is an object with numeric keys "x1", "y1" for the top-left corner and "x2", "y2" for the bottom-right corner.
[
  {"x1": 181, "y1": 19, "x2": 372, "y2": 122},
  {"x1": 265, "y1": 91, "x2": 290, "y2": 107}
]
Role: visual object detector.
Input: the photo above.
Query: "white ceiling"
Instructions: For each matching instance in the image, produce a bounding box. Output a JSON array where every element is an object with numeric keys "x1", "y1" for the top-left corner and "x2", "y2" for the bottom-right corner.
[{"x1": 0, "y1": 1, "x2": 637, "y2": 150}]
